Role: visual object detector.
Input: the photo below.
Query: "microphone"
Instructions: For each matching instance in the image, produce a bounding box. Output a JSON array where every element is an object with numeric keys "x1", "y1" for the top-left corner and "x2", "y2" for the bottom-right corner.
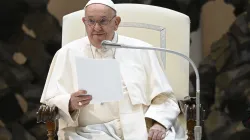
[
  {"x1": 101, "y1": 40, "x2": 122, "y2": 49},
  {"x1": 101, "y1": 40, "x2": 202, "y2": 140}
]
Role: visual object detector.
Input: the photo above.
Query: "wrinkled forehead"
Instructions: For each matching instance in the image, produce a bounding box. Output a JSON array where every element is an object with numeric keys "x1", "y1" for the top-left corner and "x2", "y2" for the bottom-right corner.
[{"x1": 85, "y1": 4, "x2": 116, "y2": 17}]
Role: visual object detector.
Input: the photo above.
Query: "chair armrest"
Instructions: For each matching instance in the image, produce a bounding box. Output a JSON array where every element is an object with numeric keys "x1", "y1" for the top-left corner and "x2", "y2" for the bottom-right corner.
[{"x1": 37, "y1": 104, "x2": 59, "y2": 140}]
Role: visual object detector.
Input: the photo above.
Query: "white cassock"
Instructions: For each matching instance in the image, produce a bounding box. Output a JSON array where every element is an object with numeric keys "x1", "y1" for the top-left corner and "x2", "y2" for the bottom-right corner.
[{"x1": 40, "y1": 32, "x2": 186, "y2": 140}]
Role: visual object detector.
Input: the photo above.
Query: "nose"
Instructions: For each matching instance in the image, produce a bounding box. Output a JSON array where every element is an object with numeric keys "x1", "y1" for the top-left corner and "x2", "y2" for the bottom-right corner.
[{"x1": 93, "y1": 23, "x2": 102, "y2": 31}]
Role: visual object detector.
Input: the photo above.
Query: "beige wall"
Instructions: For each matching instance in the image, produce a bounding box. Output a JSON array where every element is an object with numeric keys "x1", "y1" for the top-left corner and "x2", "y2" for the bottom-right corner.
[
  {"x1": 201, "y1": 0, "x2": 235, "y2": 56},
  {"x1": 48, "y1": 0, "x2": 89, "y2": 24}
]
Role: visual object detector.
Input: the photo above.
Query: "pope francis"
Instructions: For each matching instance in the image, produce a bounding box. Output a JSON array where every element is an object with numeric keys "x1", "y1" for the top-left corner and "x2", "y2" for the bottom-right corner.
[{"x1": 40, "y1": 0, "x2": 185, "y2": 139}]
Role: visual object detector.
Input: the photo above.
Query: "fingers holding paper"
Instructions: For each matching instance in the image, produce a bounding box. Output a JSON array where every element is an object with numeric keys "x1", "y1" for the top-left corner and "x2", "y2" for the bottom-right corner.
[{"x1": 69, "y1": 90, "x2": 92, "y2": 112}]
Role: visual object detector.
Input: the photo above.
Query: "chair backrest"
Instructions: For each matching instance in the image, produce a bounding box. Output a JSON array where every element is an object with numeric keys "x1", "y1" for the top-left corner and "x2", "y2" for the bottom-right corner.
[{"x1": 61, "y1": 4, "x2": 190, "y2": 100}]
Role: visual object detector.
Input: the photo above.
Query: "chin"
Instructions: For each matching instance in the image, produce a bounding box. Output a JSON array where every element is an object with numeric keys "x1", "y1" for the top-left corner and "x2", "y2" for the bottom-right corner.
[
  {"x1": 89, "y1": 40, "x2": 102, "y2": 47},
  {"x1": 92, "y1": 35, "x2": 105, "y2": 41}
]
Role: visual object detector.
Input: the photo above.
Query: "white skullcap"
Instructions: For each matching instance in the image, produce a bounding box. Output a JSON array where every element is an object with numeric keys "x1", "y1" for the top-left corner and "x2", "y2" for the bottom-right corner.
[{"x1": 84, "y1": 0, "x2": 116, "y2": 12}]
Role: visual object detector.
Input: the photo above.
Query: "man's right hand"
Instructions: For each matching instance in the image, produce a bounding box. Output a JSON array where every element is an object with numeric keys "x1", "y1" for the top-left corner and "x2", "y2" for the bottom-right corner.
[{"x1": 69, "y1": 90, "x2": 92, "y2": 112}]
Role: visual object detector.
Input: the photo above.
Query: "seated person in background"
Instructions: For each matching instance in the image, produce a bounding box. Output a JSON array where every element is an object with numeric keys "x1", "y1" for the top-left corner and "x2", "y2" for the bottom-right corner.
[
  {"x1": 190, "y1": 0, "x2": 250, "y2": 139},
  {"x1": 40, "y1": 0, "x2": 185, "y2": 139}
]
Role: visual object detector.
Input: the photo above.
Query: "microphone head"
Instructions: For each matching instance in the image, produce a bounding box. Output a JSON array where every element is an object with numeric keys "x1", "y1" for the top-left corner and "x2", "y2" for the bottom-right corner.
[{"x1": 101, "y1": 40, "x2": 114, "y2": 49}]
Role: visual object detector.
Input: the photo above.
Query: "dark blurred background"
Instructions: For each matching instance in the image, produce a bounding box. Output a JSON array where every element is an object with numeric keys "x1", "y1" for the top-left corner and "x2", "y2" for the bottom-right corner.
[{"x1": 0, "y1": 0, "x2": 249, "y2": 140}]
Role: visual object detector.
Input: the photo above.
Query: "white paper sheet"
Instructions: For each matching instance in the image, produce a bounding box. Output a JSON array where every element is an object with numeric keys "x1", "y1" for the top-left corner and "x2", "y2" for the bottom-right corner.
[{"x1": 74, "y1": 57, "x2": 123, "y2": 104}]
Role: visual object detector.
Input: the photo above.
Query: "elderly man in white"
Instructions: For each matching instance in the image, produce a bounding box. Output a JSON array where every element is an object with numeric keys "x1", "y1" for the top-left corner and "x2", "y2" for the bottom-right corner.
[{"x1": 40, "y1": 0, "x2": 185, "y2": 139}]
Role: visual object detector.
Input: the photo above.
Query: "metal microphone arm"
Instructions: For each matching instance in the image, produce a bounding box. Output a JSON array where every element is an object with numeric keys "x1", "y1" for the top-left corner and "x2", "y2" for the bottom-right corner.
[{"x1": 102, "y1": 40, "x2": 202, "y2": 140}]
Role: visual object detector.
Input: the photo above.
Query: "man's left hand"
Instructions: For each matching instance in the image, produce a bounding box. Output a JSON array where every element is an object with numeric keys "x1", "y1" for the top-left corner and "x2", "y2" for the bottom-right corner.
[{"x1": 148, "y1": 122, "x2": 167, "y2": 140}]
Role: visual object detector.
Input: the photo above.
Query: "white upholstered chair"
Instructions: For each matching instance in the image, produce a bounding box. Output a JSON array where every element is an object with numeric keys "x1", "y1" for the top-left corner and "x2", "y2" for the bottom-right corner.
[
  {"x1": 37, "y1": 3, "x2": 197, "y2": 140},
  {"x1": 62, "y1": 4, "x2": 190, "y2": 102},
  {"x1": 62, "y1": 1, "x2": 190, "y2": 127}
]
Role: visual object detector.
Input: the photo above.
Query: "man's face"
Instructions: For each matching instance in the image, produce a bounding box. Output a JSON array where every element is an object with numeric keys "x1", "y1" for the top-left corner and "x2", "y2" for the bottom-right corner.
[{"x1": 84, "y1": 4, "x2": 121, "y2": 47}]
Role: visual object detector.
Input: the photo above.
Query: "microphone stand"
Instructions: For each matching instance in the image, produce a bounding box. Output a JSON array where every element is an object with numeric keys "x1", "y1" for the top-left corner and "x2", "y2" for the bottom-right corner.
[{"x1": 102, "y1": 40, "x2": 202, "y2": 140}]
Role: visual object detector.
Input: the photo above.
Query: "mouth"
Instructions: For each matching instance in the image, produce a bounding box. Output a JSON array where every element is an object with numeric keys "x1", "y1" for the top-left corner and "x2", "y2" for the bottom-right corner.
[{"x1": 93, "y1": 33, "x2": 105, "y2": 35}]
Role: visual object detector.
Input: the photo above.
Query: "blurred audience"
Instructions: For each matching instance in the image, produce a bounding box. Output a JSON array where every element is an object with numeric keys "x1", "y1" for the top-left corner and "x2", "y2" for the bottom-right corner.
[
  {"x1": 190, "y1": 0, "x2": 250, "y2": 139},
  {"x1": 0, "y1": 0, "x2": 61, "y2": 139}
]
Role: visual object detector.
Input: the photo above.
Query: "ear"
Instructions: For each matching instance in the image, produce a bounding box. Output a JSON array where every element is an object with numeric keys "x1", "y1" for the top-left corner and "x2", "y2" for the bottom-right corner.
[
  {"x1": 114, "y1": 16, "x2": 121, "y2": 31},
  {"x1": 82, "y1": 17, "x2": 86, "y2": 23},
  {"x1": 82, "y1": 17, "x2": 88, "y2": 27}
]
